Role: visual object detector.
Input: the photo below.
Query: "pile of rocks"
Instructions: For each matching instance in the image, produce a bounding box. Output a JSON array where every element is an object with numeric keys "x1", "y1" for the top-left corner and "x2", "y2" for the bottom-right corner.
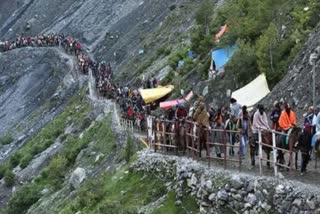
[{"x1": 133, "y1": 150, "x2": 320, "y2": 214}]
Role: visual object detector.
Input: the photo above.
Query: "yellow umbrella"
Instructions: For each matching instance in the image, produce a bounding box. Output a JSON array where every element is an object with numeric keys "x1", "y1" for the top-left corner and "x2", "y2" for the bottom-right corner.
[{"x1": 139, "y1": 85, "x2": 174, "y2": 104}]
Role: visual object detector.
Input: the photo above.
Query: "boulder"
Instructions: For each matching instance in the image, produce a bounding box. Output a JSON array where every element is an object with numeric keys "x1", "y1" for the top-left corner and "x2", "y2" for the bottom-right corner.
[
  {"x1": 69, "y1": 167, "x2": 87, "y2": 189},
  {"x1": 246, "y1": 193, "x2": 257, "y2": 206},
  {"x1": 246, "y1": 180, "x2": 255, "y2": 193},
  {"x1": 230, "y1": 175, "x2": 244, "y2": 190},
  {"x1": 275, "y1": 184, "x2": 285, "y2": 194},
  {"x1": 175, "y1": 200, "x2": 182, "y2": 206},
  {"x1": 292, "y1": 198, "x2": 302, "y2": 207},
  {"x1": 217, "y1": 190, "x2": 229, "y2": 202},
  {"x1": 306, "y1": 199, "x2": 315, "y2": 210},
  {"x1": 208, "y1": 193, "x2": 216, "y2": 201}
]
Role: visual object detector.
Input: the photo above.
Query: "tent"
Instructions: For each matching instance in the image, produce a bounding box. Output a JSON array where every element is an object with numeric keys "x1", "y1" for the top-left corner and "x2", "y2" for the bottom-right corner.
[
  {"x1": 231, "y1": 74, "x2": 270, "y2": 108},
  {"x1": 139, "y1": 85, "x2": 174, "y2": 104},
  {"x1": 215, "y1": 24, "x2": 228, "y2": 42},
  {"x1": 160, "y1": 91, "x2": 194, "y2": 110},
  {"x1": 211, "y1": 45, "x2": 237, "y2": 70}
]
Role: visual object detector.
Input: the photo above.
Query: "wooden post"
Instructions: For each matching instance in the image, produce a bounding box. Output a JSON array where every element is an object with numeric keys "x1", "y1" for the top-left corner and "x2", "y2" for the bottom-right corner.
[
  {"x1": 224, "y1": 131, "x2": 227, "y2": 170},
  {"x1": 238, "y1": 132, "x2": 242, "y2": 172},
  {"x1": 289, "y1": 135, "x2": 293, "y2": 173},
  {"x1": 191, "y1": 123, "x2": 195, "y2": 160},
  {"x1": 272, "y1": 132, "x2": 278, "y2": 177},
  {"x1": 258, "y1": 130, "x2": 263, "y2": 176},
  {"x1": 206, "y1": 128, "x2": 210, "y2": 167},
  {"x1": 198, "y1": 125, "x2": 201, "y2": 160}
]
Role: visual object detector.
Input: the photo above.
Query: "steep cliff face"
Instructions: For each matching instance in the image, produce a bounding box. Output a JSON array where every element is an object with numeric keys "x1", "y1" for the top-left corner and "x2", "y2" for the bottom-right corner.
[{"x1": 0, "y1": 47, "x2": 79, "y2": 136}]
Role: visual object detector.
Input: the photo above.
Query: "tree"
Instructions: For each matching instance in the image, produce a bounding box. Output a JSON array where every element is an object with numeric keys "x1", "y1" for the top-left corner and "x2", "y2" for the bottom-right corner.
[
  {"x1": 256, "y1": 23, "x2": 280, "y2": 78},
  {"x1": 225, "y1": 40, "x2": 259, "y2": 86},
  {"x1": 195, "y1": 0, "x2": 214, "y2": 35}
]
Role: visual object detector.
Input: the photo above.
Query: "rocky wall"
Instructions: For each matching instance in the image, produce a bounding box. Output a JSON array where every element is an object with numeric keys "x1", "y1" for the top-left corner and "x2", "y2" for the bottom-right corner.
[{"x1": 133, "y1": 150, "x2": 320, "y2": 214}]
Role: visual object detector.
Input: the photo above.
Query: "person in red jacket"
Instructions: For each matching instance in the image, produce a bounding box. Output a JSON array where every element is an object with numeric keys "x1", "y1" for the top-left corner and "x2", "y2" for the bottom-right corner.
[{"x1": 127, "y1": 106, "x2": 134, "y2": 120}]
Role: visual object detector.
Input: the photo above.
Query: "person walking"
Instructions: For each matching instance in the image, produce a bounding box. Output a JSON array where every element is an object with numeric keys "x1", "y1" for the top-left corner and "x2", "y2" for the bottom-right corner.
[
  {"x1": 193, "y1": 103, "x2": 210, "y2": 157},
  {"x1": 237, "y1": 106, "x2": 252, "y2": 159}
]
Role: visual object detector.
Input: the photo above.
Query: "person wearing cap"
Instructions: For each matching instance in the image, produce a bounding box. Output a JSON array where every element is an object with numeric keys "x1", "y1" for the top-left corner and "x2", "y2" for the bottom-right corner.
[{"x1": 278, "y1": 103, "x2": 297, "y2": 131}]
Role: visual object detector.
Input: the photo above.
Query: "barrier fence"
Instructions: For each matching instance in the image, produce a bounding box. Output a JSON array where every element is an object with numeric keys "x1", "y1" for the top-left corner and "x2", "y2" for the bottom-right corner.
[
  {"x1": 147, "y1": 117, "x2": 299, "y2": 176},
  {"x1": 148, "y1": 117, "x2": 243, "y2": 171},
  {"x1": 257, "y1": 129, "x2": 292, "y2": 177},
  {"x1": 206, "y1": 128, "x2": 242, "y2": 171},
  {"x1": 120, "y1": 118, "x2": 134, "y2": 132}
]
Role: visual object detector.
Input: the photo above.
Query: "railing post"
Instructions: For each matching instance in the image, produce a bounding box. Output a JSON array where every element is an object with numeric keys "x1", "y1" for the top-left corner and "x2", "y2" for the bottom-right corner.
[
  {"x1": 206, "y1": 128, "x2": 210, "y2": 167},
  {"x1": 191, "y1": 123, "x2": 195, "y2": 160},
  {"x1": 258, "y1": 130, "x2": 263, "y2": 176},
  {"x1": 289, "y1": 134, "x2": 293, "y2": 172},
  {"x1": 197, "y1": 125, "x2": 201, "y2": 160},
  {"x1": 272, "y1": 132, "x2": 278, "y2": 177},
  {"x1": 224, "y1": 130, "x2": 227, "y2": 170},
  {"x1": 239, "y1": 130, "x2": 242, "y2": 172},
  {"x1": 154, "y1": 120, "x2": 157, "y2": 153},
  {"x1": 163, "y1": 121, "x2": 167, "y2": 151}
]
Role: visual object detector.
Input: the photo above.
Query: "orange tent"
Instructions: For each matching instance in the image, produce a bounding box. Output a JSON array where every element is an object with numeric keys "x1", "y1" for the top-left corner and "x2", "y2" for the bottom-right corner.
[{"x1": 215, "y1": 24, "x2": 228, "y2": 42}]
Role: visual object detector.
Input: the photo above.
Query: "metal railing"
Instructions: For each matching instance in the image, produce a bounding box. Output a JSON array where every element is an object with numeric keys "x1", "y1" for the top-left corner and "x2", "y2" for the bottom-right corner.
[
  {"x1": 205, "y1": 128, "x2": 242, "y2": 171},
  {"x1": 148, "y1": 118, "x2": 300, "y2": 176},
  {"x1": 257, "y1": 128, "x2": 292, "y2": 177}
]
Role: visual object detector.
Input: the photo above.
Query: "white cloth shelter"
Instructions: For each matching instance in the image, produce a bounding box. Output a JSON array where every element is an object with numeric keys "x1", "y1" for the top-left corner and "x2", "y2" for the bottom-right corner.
[{"x1": 231, "y1": 74, "x2": 270, "y2": 108}]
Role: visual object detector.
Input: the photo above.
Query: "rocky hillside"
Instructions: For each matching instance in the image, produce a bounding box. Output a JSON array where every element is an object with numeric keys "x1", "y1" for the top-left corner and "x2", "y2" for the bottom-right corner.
[{"x1": 262, "y1": 24, "x2": 320, "y2": 124}]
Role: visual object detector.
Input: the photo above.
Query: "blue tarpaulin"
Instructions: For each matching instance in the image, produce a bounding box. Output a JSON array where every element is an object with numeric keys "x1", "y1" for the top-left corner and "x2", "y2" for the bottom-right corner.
[{"x1": 211, "y1": 45, "x2": 237, "y2": 69}]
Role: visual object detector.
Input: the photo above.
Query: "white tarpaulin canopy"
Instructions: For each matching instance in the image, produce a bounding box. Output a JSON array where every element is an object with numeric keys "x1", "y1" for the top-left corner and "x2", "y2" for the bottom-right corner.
[{"x1": 231, "y1": 74, "x2": 270, "y2": 108}]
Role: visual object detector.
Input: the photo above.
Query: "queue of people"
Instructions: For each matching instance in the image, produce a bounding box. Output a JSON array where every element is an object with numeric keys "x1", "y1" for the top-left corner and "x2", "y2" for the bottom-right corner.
[{"x1": 0, "y1": 34, "x2": 90, "y2": 75}]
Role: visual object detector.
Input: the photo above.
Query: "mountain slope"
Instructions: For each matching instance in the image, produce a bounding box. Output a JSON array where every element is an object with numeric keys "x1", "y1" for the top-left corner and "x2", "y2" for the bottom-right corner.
[{"x1": 262, "y1": 24, "x2": 320, "y2": 123}]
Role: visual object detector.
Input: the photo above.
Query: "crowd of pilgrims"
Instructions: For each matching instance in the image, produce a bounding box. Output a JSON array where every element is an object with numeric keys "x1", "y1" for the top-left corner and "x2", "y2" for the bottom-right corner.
[
  {"x1": 0, "y1": 34, "x2": 92, "y2": 74},
  {"x1": 1, "y1": 34, "x2": 315, "y2": 174}
]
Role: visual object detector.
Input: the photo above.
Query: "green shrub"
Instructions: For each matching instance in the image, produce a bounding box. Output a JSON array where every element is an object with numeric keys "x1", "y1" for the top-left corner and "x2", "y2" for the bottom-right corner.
[
  {"x1": 79, "y1": 117, "x2": 92, "y2": 130},
  {"x1": 161, "y1": 70, "x2": 175, "y2": 85},
  {"x1": 76, "y1": 178, "x2": 105, "y2": 209},
  {"x1": 225, "y1": 40, "x2": 259, "y2": 86},
  {"x1": 5, "y1": 184, "x2": 42, "y2": 214},
  {"x1": 43, "y1": 155, "x2": 68, "y2": 189},
  {"x1": 125, "y1": 136, "x2": 134, "y2": 163},
  {"x1": 9, "y1": 153, "x2": 22, "y2": 168},
  {"x1": 0, "y1": 164, "x2": 7, "y2": 179},
  {"x1": 20, "y1": 154, "x2": 33, "y2": 169},
  {"x1": 4, "y1": 170, "x2": 15, "y2": 187},
  {"x1": 44, "y1": 139, "x2": 55, "y2": 148},
  {"x1": 0, "y1": 135, "x2": 14, "y2": 145},
  {"x1": 168, "y1": 48, "x2": 189, "y2": 69},
  {"x1": 157, "y1": 47, "x2": 172, "y2": 57}
]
